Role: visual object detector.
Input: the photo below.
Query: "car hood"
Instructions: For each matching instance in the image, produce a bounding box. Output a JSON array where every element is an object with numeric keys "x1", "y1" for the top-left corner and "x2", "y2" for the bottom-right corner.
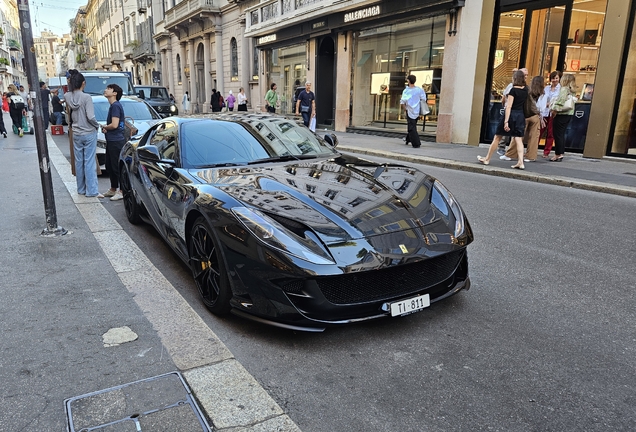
[{"x1": 189, "y1": 155, "x2": 457, "y2": 244}]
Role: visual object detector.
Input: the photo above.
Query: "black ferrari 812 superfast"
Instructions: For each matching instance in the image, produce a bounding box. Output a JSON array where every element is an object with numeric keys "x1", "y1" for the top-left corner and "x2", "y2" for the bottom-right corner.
[{"x1": 119, "y1": 113, "x2": 473, "y2": 331}]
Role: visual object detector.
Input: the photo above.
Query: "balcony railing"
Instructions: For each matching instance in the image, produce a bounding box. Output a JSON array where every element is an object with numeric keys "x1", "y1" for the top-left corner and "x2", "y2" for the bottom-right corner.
[
  {"x1": 165, "y1": 0, "x2": 219, "y2": 29},
  {"x1": 133, "y1": 41, "x2": 155, "y2": 61},
  {"x1": 111, "y1": 52, "x2": 125, "y2": 64}
]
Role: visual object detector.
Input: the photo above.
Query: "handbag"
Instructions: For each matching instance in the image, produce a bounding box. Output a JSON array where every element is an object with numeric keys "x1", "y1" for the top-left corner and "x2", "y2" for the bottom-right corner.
[
  {"x1": 550, "y1": 93, "x2": 575, "y2": 112},
  {"x1": 524, "y1": 94, "x2": 539, "y2": 118},
  {"x1": 420, "y1": 100, "x2": 430, "y2": 116},
  {"x1": 123, "y1": 116, "x2": 138, "y2": 142},
  {"x1": 300, "y1": 105, "x2": 310, "y2": 113},
  {"x1": 309, "y1": 117, "x2": 316, "y2": 132}
]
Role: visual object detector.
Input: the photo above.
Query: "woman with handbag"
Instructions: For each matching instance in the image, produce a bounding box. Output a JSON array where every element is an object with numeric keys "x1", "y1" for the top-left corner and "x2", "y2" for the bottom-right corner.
[
  {"x1": 549, "y1": 74, "x2": 577, "y2": 162},
  {"x1": 478, "y1": 70, "x2": 527, "y2": 169},
  {"x1": 501, "y1": 76, "x2": 544, "y2": 162}
]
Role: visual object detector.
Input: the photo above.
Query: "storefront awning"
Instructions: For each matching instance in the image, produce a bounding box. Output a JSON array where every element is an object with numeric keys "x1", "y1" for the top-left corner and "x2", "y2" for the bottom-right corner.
[{"x1": 357, "y1": 52, "x2": 372, "y2": 66}]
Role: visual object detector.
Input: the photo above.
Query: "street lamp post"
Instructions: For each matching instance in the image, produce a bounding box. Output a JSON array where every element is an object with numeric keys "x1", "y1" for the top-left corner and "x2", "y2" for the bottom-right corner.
[{"x1": 17, "y1": 0, "x2": 66, "y2": 236}]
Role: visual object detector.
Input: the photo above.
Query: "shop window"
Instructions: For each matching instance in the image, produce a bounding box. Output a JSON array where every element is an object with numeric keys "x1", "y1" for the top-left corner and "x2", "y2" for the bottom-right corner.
[
  {"x1": 266, "y1": 44, "x2": 306, "y2": 115},
  {"x1": 351, "y1": 16, "x2": 444, "y2": 133},
  {"x1": 176, "y1": 54, "x2": 182, "y2": 84},
  {"x1": 230, "y1": 38, "x2": 238, "y2": 79}
]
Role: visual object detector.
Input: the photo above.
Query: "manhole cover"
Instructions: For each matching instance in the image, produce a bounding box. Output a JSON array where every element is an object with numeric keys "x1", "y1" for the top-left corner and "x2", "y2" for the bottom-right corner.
[{"x1": 65, "y1": 372, "x2": 211, "y2": 431}]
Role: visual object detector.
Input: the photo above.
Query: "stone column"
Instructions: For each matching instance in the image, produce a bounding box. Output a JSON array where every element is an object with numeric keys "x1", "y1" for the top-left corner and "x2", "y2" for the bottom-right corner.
[
  {"x1": 240, "y1": 18, "x2": 251, "y2": 92},
  {"x1": 180, "y1": 42, "x2": 188, "y2": 104},
  {"x1": 436, "y1": 1, "x2": 496, "y2": 145},
  {"x1": 167, "y1": 45, "x2": 176, "y2": 97},
  {"x1": 203, "y1": 33, "x2": 212, "y2": 113},
  {"x1": 215, "y1": 21, "x2": 224, "y2": 95},
  {"x1": 334, "y1": 32, "x2": 352, "y2": 132},
  {"x1": 160, "y1": 49, "x2": 167, "y2": 88},
  {"x1": 188, "y1": 38, "x2": 197, "y2": 112}
]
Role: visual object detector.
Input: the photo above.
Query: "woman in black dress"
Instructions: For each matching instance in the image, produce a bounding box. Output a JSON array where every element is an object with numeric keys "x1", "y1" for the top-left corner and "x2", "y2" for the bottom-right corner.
[{"x1": 478, "y1": 70, "x2": 528, "y2": 170}]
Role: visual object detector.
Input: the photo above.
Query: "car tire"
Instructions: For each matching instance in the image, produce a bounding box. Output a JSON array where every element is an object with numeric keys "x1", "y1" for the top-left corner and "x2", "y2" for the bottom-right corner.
[
  {"x1": 120, "y1": 164, "x2": 142, "y2": 225},
  {"x1": 189, "y1": 217, "x2": 232, "y2": 315}
]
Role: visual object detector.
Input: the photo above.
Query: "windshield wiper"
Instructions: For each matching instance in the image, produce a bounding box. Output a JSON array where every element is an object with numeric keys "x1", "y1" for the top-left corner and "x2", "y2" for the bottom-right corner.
[
  {"x1": 196, "y1": 162, "x2": 248, "y2": 168},
  {"x1": 248, "y1": 154, "x2": 317, "y2": 164}
]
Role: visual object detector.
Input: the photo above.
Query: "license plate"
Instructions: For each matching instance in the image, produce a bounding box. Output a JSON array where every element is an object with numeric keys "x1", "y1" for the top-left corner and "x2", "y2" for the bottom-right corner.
[{"x1": 390, "y1": 294, "x2": 430, "y2": 317}]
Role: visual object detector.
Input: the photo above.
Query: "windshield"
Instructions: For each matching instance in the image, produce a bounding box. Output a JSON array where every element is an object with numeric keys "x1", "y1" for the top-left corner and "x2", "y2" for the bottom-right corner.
[
  {"x1": 136, "y1": 87, "x2": 169, "y2": 101},
  {"x1": 94, "y1": 100, "x2": 160, "y2": 122},
  {"x1": 181, "y1": 119, "x2": 337, "y2": 169},
  {"x1": 84, "y1": 76, "x2": 135, "y2": 96}
]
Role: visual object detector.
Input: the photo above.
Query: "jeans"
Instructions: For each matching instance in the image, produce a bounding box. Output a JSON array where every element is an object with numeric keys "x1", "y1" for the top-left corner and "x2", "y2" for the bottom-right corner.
[
  {"x1": 301, "y1": 111, "x2": 311, "y2": 127},
  {"x1": 105, "y1": 139, "x2": 125, "y2": 189},
  {"x1": 73, "y1": 131, "x2": 99, "y2": 196},
  {"x1": 43, "y1": 109, "x2": 50, "y2": 127},
  {"x1": 53, "y1": 112, "x2": 63, "y2": 125}
]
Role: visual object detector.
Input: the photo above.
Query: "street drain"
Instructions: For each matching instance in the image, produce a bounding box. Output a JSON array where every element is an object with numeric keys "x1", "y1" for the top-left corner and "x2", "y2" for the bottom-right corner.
[{"x1": 65, "y1": 371, "x2": 211, "y2": 431}]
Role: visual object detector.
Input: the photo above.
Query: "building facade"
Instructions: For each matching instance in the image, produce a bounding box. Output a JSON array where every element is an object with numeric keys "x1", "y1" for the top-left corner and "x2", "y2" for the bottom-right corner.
[
  {"x1": 64, "y1": 0, "x2": 636, "y2": 159},
  {"x1": 0, "y1": 0, "x2": 27, "y2": 92}
]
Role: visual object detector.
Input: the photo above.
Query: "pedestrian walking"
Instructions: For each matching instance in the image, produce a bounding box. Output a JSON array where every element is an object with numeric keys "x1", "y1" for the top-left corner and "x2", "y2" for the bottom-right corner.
[
  {"x1": 399, "y1": 74, "x2": 427, "y2": 148},
  {"x1": 7, "y1": 84, "x2": 26, "y2": 137},
  {"x1": 18, "y1": 85, "x2": 31, "y2": 111},
  {"x1": 169, "y1": 93, "x2": 175, "y2": 103},
  {"x1": 51, "y1": 89, "x2": 65, "y2": 126},
  {"x1": 182, "y1": 91, "x2": 190, "y2": 114},
  {"x1": 549, "y1": 74, "x2": 577, "y2": 162},
  {"x1": 478, "y1": 69, "x2": 527, "y2": 170},
  {"x1": 40, "y1": 81, "x2": 51, "y2": 127},
  {"x1": 265, "y1": 83, "x2": 278, "y2": 113},
  {"x1": 295, "y1": 82, "x2": 315, "y2": 127},
  {"x1": 541, "y1": 71, "x2": 562, "y2": 158},
  {"x1": 210, "y1": 89, "x2": 221, "y2": 112},
  {"x1": 237, "y1": 87, "x2": 248, "y2": 111},
  {"x1": 501, "y1": 76, "x2": 544, "y2": 162},
  {"x1": 101, "y1": 84, "x2": 126, "y2": 201},
  {"x1": 65, "y1": 70, "x2": 103, "y2": 198},
  {"x1": 226, "y1": 90, "x2": 236, "y2": 111}
]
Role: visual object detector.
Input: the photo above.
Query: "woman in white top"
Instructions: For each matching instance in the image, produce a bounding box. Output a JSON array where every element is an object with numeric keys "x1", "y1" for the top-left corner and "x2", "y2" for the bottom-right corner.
[
  {"x1": 182, "y1": 91, "x2": 190, "y2": 114},
  {"x1": 237, "y1": 87, "x2": 248, "y2": 112},
  {"x1": 540, "y1": 71, "x2": 561, "y2": 158}
]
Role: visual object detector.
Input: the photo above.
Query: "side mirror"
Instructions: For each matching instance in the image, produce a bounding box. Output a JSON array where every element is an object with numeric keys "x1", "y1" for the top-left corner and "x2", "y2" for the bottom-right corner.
[
  {"x1": 138, "y1": 89, "x2": 146, "y2": 99},
  {"x1": 324, "y1": 133, "x2": 339, "y2": 148},
  {"x1": 137, "y1": 144, "x2": 161, "y2": 161}
]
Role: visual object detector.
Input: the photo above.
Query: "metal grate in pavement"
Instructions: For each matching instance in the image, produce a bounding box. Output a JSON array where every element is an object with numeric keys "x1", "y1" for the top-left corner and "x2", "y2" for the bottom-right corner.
[{"x1": 64, "y1": 372, "x2": 211, "y2": 431}]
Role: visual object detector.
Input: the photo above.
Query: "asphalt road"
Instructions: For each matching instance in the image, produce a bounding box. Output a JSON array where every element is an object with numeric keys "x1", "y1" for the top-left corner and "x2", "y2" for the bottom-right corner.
[{"x1": 53, "y1": 135, "x2": 636, "y2": 431}]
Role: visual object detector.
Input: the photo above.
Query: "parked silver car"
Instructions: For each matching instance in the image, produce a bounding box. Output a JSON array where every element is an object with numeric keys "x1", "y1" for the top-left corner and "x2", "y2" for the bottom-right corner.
[{"x1": 94, "y1": 95, "x2": 161, "y2": 171}]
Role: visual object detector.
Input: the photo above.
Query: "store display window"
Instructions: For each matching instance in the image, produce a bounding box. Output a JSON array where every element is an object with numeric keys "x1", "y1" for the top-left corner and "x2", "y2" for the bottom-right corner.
[{"x1": 351, "y1": 16, "x2": 445, "y2": 133}]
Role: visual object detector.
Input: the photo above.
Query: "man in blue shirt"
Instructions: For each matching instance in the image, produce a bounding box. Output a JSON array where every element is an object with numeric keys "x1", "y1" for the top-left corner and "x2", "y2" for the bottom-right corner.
[
  {"x1": 295, "y1": 82, "x2": 316, "y2": 127},
  {"x1": 101, "y1": 84, "x2": 125, "y2": 201}
]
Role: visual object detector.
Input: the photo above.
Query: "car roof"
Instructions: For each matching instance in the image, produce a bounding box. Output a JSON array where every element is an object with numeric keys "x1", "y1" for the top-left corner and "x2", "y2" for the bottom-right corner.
[
  {"x1": 82, "y1": 71, "x2": 130, "y2": 76},
  {"x1": 160, "y1": 113, "x2": 307, "y2": 128}
]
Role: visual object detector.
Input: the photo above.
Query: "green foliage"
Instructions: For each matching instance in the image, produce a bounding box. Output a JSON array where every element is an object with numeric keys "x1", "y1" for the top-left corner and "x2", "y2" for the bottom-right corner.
[{"x1": 0, "y1": 57, "x2": 9, "y2": 66}]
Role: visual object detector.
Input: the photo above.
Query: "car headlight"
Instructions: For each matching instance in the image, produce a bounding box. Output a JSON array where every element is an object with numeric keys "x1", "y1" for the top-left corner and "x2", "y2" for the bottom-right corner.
[
  {"x1": 432, "y1": 181, "x2": 465, "y2": 237},
  {"x1": 232, "y1": 207, "x2": 335, "y2": 265},
  {"x1": 170, "y1": 105, "x2": 176, "y2": 112}
]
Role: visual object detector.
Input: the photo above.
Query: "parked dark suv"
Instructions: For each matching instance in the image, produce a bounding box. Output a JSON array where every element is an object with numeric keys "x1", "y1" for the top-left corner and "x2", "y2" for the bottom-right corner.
[{"x1": 134, "y1": 86, "x2": 178, "y2": 118}]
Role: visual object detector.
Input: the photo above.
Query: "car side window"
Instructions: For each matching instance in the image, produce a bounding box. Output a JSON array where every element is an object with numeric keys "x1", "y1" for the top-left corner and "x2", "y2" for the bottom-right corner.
[{"x1": 150, "y1": 122, "x2": 177, "y2": 161}]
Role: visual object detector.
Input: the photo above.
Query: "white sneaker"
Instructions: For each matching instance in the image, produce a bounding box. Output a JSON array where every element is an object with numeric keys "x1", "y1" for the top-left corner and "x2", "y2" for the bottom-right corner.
[
  {"x1": 110, "y1": 191, "x2": 124, "y2": 201},
  {"x1": 499, "y1": 155, "x2": 511, "y2": 161}
]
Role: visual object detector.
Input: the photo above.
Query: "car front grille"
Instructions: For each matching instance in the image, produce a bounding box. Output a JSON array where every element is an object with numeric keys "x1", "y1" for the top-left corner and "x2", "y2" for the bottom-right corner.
[{"x1": 281, "y1": 250, "x2": 465, "y2": 305}]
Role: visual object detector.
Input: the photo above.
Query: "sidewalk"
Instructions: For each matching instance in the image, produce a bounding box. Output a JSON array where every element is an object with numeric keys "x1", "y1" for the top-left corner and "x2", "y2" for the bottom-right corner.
[
  {"x1": 0, "y1": 120, "x2": 298, "y2": 431},
  {"x1": 334, "y1": 131, "x2": 636, "y2": 198}
]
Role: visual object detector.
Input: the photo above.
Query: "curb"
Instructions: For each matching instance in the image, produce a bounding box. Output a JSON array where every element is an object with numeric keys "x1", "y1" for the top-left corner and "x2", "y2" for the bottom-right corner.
[{"x1": 338, "y1": 144, "x2": 636, "y2": 199}]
